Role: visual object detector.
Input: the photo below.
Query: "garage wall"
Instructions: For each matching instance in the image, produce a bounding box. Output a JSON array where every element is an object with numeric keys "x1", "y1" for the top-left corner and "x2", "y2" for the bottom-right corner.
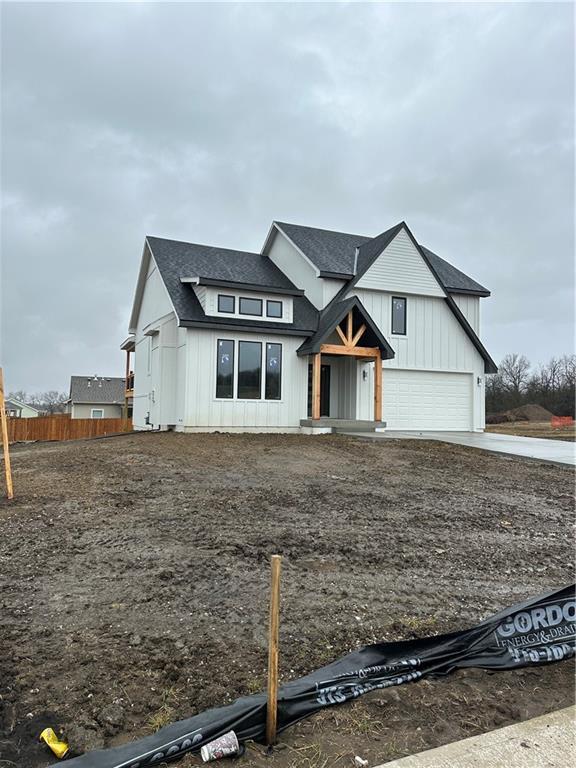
[{"x1": 351, "y1": 288, "x2": 485, "y2": 430}]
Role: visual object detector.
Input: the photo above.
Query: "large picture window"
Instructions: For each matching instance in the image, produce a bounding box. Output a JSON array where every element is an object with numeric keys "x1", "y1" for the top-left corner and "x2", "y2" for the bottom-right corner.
[
  {"x1": 391, "y1": 297, "x2": 407, "y2": 335},
  {"x1": 237, "y1": 341, "x2": 262, "y2": 399},
  {"x1": 265, "y1": 343, "x2": 282, "y2": 400},
  {"x1": 216, "y1": 339, "x2": 234, "y2": 398},
  {"x1": 215, "y1": 340, "x2": 282, "y2": 400}
]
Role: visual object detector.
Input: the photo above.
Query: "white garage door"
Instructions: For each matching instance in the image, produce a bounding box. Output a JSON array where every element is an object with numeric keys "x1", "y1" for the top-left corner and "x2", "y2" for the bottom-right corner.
[{"x1": 383, "y1": 370, "x2": 473, "y2": 430}]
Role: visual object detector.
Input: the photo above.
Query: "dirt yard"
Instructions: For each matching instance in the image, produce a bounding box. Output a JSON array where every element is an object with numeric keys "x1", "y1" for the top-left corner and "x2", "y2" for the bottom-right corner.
[
  {"x1": 486, "y1": 420, "x2": 576, "y2": 441},
  {"x1": 1, "y1": 433, "x2": 574, "y2": 767}
]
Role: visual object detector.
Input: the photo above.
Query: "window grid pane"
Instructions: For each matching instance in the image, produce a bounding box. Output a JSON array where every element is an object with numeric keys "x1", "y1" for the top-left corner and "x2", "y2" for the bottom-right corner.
[
  {"x1": 265, "y1": 343, "x2": 282, "y2": 400},
  {"x1": 218, "y1": 294, "x2": 235, "y2": 313},
  {"x1": 239, "y1": 297, "x2": 263, "y2": 316},
  {"x1": 266, "y1": 300, "x2": 283, "y2": 318},
  {"x1": 237, "y1": 341, "x2": 262, "y2": 399},
  {"x1": 216, "y1": 339, "x2": 234, "y2": 398}
]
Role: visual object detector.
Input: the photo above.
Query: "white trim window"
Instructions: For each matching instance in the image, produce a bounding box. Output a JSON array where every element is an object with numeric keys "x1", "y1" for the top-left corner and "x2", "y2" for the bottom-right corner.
[
  {"x1": 91, "y1": 408, "x2": 104, "y2": 419},
  {"x1": 215, "y1": 339, "x2": 282, "y2": 401}
]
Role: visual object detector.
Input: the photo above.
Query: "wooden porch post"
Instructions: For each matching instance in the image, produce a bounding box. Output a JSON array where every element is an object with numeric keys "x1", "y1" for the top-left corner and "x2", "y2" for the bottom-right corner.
[
  {"x1": 374, "y1": 350, "x2": 382, "y2": 422},
  {"x1": 124, "y1": 349, "x2": 131, "y2": 422},
  {"x1": 312, "y1": 352, "x2": 321, "y2": 420}
]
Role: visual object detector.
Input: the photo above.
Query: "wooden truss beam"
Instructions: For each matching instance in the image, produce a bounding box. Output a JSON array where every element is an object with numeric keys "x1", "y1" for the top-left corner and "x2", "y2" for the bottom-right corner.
[
  {"x1": 351, "y1": 324, "x2": 366, "y2": 347},
  {"x1": 320, "y1": 344, "x2": 380, "y2": 358},
  {"x1": 335, "y1": 325, "x2": 348, "y2": 346}
]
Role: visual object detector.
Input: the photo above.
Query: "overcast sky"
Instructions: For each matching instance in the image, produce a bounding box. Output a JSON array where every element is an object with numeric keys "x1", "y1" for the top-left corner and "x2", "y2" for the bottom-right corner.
[{"x1": 1, "y1": 1, "x2": 574, "y2": 394}]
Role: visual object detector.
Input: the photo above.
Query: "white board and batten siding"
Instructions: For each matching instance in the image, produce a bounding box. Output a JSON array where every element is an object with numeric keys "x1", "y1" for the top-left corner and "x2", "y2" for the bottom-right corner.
[
  {"x1": 183, "y1": 329, "x2": 308, "y2": 432},
  {"x1": 452, "y1": 294, "x2": 480, "y2": 333},
  {"x1": 132, "y1": 253, "x2": 181, "y2": 430}
]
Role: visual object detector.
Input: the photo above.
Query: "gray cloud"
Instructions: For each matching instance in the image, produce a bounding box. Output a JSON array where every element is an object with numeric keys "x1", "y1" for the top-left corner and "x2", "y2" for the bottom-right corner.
[{"x1": 1, "y1": 1, "x2": 573, "y2": 392}]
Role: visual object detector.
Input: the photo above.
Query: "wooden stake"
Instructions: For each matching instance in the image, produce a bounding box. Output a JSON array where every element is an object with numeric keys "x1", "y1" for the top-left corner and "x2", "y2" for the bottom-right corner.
[
  {"x1": 266, "y1": 554, "x2": 282, "y2": 746},
  {"x1": 0, "y1": 368, "x2": 14, "y2": 499}
]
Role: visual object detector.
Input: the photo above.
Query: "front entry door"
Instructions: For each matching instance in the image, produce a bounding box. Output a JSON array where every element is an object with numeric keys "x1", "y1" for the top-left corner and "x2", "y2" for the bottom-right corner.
[{"x1": 308, "y1": 364, "x2": 331, "y2": 417}]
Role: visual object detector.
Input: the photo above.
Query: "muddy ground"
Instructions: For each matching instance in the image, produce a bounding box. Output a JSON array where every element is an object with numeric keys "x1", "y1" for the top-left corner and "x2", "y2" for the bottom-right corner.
[
  {"x1": 486, "y1": 420, "x2": 576, "y2": 442},
  {"x1": 0, "y1": 432, "x2": 574, "y2": 767}
]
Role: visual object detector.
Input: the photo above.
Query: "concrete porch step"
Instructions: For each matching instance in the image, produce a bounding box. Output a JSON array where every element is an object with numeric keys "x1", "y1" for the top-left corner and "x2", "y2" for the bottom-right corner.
[{"x1": 300, "y1": 418, "x2": 386, "y2": 432}]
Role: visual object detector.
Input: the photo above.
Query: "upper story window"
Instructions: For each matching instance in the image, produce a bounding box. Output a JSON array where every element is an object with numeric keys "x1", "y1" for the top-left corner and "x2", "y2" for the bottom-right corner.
[
  {"x1": 266, "y1": 300, "x2": 283, "y2": 318},
  {"x1": 391, "y1": 297, "x2": 407, "y2": 335},
  {"x1": 218, "y1": 294, "x2": 235, "y2": 314},
  {"x1": 239, "y1": 297, "x2": 263, "y2": 316}
]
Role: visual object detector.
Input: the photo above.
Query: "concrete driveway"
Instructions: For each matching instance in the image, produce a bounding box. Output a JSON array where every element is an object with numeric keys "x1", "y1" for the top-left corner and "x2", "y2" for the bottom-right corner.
[
  {"x1": 350, "y1": 430, "x2": 576, "y2": 466},
  {"x1": 375, "y1": 705, "x2": 575, "y2": 768}
]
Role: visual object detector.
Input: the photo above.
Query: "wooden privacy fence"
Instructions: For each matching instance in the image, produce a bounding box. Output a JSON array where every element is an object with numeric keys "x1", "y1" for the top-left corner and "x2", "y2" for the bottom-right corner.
[{"x1": 7, "y1": 416, "x2": 133, "y2": 443}]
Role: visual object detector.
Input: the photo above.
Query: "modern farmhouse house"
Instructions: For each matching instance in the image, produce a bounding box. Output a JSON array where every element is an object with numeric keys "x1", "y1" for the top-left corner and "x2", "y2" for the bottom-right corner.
[{"x1": 123, "y1": 220, "x2": 496, "y2": 433}]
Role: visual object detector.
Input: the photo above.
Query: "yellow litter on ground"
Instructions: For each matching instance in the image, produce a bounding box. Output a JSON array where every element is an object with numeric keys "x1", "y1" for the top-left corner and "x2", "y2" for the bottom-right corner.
[{"x1": 39, "y1": 727, "x2": 69, "y2": 759}]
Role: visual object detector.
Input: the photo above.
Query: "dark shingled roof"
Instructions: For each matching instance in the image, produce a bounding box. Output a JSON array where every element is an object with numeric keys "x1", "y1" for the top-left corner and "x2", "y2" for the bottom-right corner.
[
  {"x1": 146, "y1": 236, "x2": 318, "y2": 334},
  {"x1": 273, "y1": 222, "x2": 490, "y2": 296},
  {"x1": 274, "y1": 222, "x2": 370, "y2": 276},
  {"x1": 420, "y1": 246, "x2": 490, "y2": 296},
  {"x1": 69, "y1": 376, "x2": 126, "y2": 404}
]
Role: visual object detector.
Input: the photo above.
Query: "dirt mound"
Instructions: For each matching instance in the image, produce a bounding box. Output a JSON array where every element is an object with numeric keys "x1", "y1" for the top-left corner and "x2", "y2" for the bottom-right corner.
[{"x1": 487, "y1": 403, "x2": 555, "y2": 424}]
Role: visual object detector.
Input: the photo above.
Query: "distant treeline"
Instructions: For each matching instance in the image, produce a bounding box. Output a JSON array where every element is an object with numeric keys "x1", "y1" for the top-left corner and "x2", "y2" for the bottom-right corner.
[
  {"x1": 486, "y1": 353, "x2": 576, "y2": 418},
  {"x1": 7, "y1": 390, "x2": 68, "y2": 414}
]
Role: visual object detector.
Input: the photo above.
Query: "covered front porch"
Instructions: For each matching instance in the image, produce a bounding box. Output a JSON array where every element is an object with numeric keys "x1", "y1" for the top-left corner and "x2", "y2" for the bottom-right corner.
[{"x1": 297, "y1": 296, "x2": 395, "y2": 429}]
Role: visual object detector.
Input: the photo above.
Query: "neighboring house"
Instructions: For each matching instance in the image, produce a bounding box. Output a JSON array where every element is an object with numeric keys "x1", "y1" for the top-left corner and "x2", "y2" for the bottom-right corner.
[
  {"x1": 67, "y1": 376, "x2": 127, "y2": 419},
  {"x1": 124, "y1": 220, "x2": 496, "y2": 434},
  {"x1": 4, "y1": 398, "x2": 41, "y2": 418}
]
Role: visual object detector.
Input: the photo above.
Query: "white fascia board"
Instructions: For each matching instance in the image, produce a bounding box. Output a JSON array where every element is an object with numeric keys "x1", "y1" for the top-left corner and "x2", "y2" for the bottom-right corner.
[
  {"x1": 128, "y1": 240, "x2": 152, "y2": 334},
  {"x1": 129, "y1": 239, "x2": 180, "y2": 334},
  {"x1": 260, "y1": 221, "x2": 278, "y2": 256}
]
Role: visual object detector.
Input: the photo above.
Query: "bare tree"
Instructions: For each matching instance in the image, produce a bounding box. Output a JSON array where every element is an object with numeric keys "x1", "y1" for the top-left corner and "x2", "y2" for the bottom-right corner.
[
  {"x1": 499, "y1": 353, "x2": 531, "y2": 403},
  {"x1": 487, "y1": 353, "x2": 575, "y2": 418},
  {"x1": 8, "y1": 390, "x2": 29, "y2": 403},
  {"x1": 40, "y1": 391, "x2": 68, "y2": 414}
]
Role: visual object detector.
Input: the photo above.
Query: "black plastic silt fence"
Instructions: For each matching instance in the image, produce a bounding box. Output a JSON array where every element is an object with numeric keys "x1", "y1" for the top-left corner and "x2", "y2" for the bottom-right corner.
[{"x1": 56, "y1": 584, "x2": 575, "y2": 767}]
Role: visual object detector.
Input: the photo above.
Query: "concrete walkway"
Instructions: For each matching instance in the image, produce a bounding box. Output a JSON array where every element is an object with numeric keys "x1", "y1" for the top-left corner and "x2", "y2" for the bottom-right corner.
[
  {"x1": 348, "y1": 430, "x2": 576, "y2": 466},
  {"x1": 375, "y1": 706, "x2": 575, "y2": 767}
]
